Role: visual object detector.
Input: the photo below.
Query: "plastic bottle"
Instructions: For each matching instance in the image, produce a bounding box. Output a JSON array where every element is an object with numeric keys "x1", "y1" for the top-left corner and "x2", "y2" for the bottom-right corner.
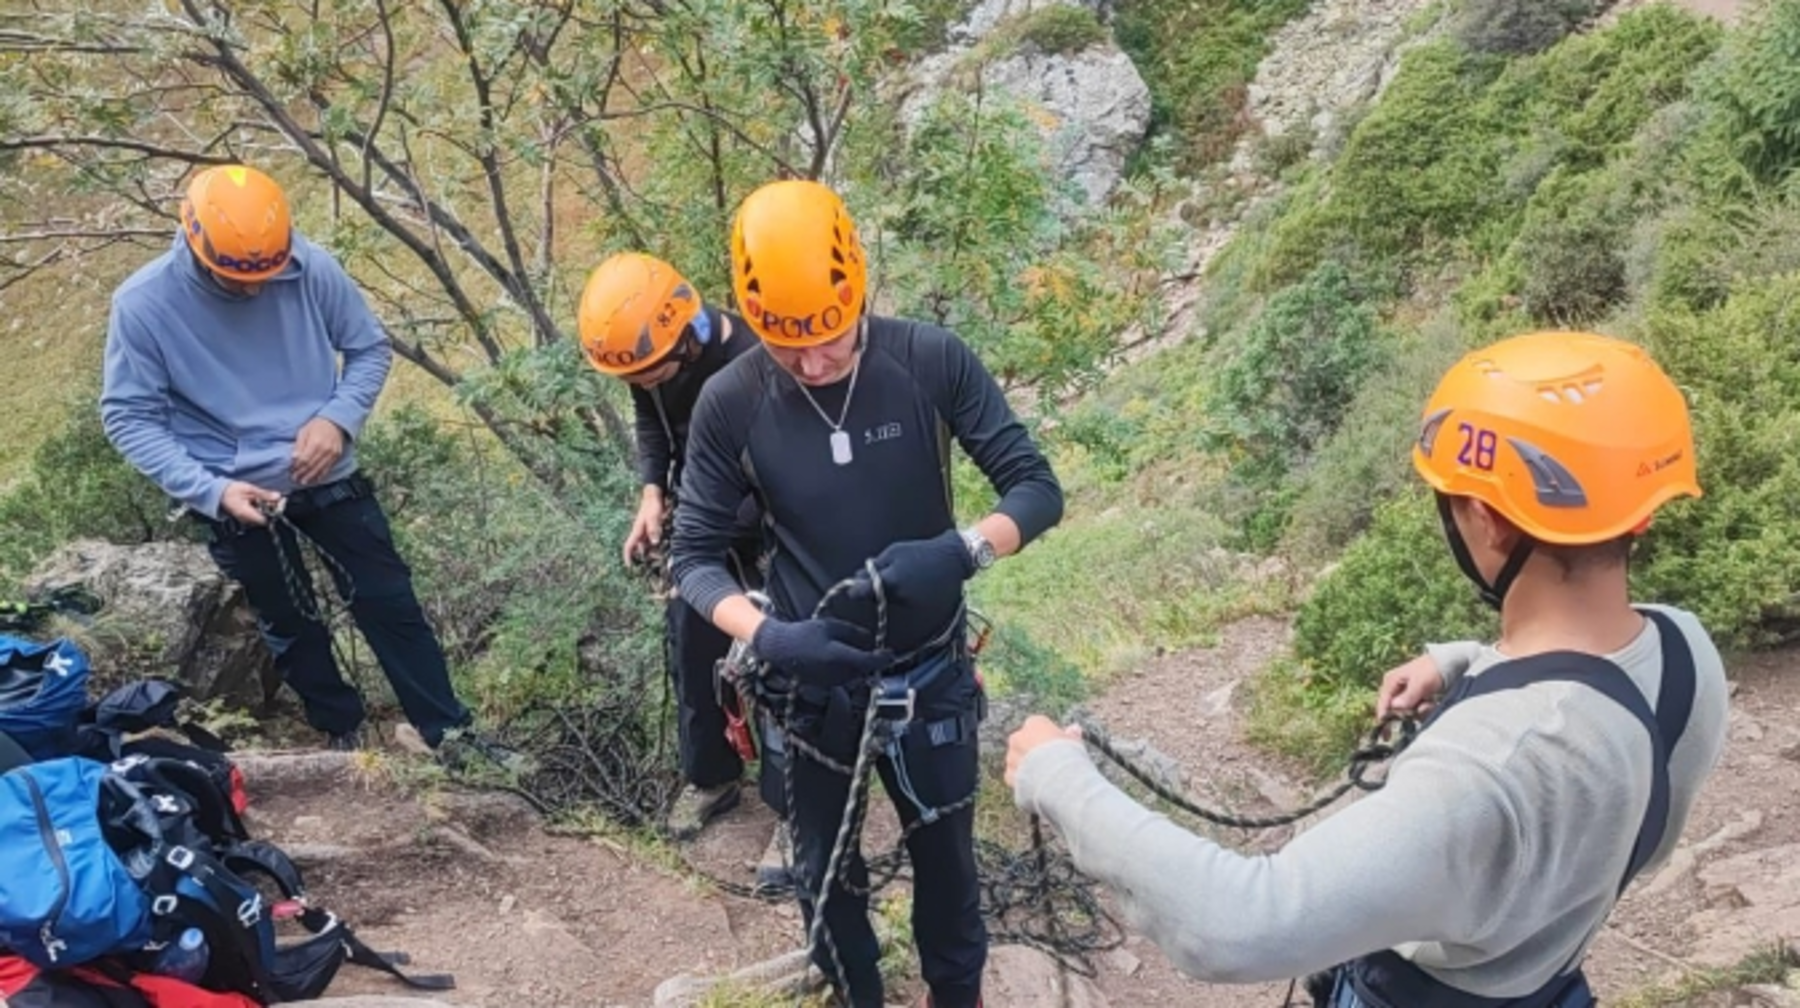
[{"x1": 154, "y1": 927, "x2": 210, "y2": 984}]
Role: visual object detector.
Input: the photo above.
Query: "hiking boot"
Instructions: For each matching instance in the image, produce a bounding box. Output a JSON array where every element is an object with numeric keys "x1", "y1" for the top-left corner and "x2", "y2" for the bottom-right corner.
[
  {"x1": 434, "y1": 726, "x2": 535, "y2": 776},
  {"x1": 326, "y1": 727, "x2": 367, "y2": 752},
  {"x1": 754, "y1": 825, "x2": 794, "y2": 896},
  {"x1": 665, "y1": 782, "x2": 740, "y2": 841}
]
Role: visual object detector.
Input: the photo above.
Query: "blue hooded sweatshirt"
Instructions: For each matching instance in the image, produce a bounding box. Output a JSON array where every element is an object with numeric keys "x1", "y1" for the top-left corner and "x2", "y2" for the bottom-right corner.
[{"x1": 100, "y1": 231, "x2": 392, "y2": 520}]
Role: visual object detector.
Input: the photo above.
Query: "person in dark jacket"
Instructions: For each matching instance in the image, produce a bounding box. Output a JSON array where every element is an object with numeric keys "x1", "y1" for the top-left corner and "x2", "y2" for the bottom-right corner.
[
  {"x1": 672, "y1": 180, "x2": 1064, "y2": 1008},
  {"x1": 577, "y1": 252, "x2": 789, "y2": 891}
]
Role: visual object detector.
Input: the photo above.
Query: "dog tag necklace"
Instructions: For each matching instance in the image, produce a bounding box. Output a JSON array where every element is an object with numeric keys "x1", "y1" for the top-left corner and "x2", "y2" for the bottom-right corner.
[{"x1": 794, "y1": 355, "x2": 862, "y2": 466}]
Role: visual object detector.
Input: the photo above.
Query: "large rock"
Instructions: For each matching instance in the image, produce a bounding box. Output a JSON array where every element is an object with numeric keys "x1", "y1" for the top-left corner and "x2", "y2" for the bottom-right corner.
[
  {"x1": 27, "y1": 538, "x2": 278, "y2": 708},
  {"x1": 904, "y1": 0, "x2": 1151, "y2": 210}
]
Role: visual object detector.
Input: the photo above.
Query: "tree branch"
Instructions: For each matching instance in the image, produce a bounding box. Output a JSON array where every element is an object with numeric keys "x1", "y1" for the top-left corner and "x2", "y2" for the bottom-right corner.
[
  {"x1": 436, "y1": 0, "x2": 563, "y2": 348},
  {"x1": 0, "y1": 227, "x2": 170, "y2": 244},
  {"x1": 0, "y1": 135, "x2": 237, "y2": 163}
]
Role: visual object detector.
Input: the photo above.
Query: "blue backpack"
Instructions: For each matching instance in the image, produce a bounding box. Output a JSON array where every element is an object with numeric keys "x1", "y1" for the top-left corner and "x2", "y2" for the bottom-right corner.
[
  {"x1": 0, "y1": 637, "x2": 92, "y2": 761},
  {"x1": 0, "y1": 753, "x2": 454, "y2": 1003},
  {"x1": 0, "y1": 758, "x2": 155, "y2": 967}
]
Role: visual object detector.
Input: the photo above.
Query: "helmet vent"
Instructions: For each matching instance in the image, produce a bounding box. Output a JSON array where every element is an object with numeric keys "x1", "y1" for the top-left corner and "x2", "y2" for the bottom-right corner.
[
  {"x1": 1509, "y1": 437, "x2": 1589, "y2": 508},
  {"x1": 1538, "y1": 378, "x2": 1604, "y2": 405}
]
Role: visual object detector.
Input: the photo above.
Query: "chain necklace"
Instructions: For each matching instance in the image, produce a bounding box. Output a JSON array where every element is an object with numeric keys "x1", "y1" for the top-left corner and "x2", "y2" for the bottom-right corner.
[{"x1": 792, "y1": 354, "x2": 862, "y2": 466}]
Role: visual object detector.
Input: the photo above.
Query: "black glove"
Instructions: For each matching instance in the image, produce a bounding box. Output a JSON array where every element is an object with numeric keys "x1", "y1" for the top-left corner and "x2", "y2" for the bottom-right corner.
[
  {"x1": 752, "y1": 617, "x2": 894, "y2": 688},
  {"x1": 865, "y1": 529, "x2": 974, "y2": 607}
]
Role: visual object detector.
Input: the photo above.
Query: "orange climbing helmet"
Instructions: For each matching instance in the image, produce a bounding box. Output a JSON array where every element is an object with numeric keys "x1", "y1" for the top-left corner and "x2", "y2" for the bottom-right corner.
[
  {"x1": 180, "y1": 165, "x2": 293, "y2": 282},
  {"x1": 577, "y1": 252, "x2": 703, "y2": 376},
  {"x1": 730, "y1": 179, "x2": 867, "y2": 348},
  {"x1": 1412, "y1": 331, "x2": 1702, "y2": 545}
]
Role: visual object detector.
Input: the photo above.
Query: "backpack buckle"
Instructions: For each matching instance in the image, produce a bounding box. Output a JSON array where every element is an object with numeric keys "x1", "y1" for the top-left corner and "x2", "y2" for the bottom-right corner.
[
  {"x1": 152, "y1": 895, "x2": 179, "y2": 916},
  {"x1": 166, "y1": 845, "x2": 195, "y2": 871}
]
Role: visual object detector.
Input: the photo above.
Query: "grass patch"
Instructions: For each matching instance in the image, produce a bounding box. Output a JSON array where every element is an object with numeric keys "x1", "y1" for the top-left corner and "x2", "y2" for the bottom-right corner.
[
  {"x1": 1612, "y1": 942, "x2": 1800, "y2": 1008},
  {"x1": 990, "y1": 5, "x2": 1108, "y2": 58},
  {"x1": 973, "y1": 499, "x2": 1296, "y2": 683}
]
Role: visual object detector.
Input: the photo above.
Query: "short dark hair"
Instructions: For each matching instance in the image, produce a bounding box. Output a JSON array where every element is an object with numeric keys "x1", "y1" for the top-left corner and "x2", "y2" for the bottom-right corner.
[{"x1": 1539, "y1": 534, "x2": 1635, "y2": 577}]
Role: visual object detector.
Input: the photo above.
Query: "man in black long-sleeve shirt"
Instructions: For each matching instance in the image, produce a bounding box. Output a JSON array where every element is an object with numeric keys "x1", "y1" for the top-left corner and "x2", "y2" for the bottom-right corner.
[
  {"x1": 672, "y1": 181, "x2": 1063, "y2": 1008},
  {"x1": 577, "y1": 253, "x2": 788, "y2": 887}
]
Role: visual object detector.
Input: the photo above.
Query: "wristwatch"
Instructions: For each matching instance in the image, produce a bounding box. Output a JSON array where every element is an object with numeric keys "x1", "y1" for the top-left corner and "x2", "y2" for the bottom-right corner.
[{"x1": 960, "y1": 527, "x2": 997, "y2": 573}]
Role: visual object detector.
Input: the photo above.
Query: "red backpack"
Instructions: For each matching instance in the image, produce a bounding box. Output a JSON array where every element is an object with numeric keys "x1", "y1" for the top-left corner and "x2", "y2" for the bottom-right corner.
[{"x1": 0, "y1": 954, "x2": 261, "y2": 1008}]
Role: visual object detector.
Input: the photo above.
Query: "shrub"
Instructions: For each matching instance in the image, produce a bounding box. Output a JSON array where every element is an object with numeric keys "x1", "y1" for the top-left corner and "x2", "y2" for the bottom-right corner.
[
  {"x1": 1282, "y1": 314, "x2": 1476, "y2": 557},
  {"x1": 1453, "y1": 0, "x2": 1595, "y2": 57},
  {"x1": 1292, "y1": 488, "x2": 1497, "y2": 694},
  {"x1": 0, "y1": 394, "x2": 190, "y2": 591},
  {"x1": 999, "y1": 5, "x2": 1107, "y2": 57},
  {"x1": 1214, "y1": 259, "x2": 1394, "y2": 463},
  {"x1": 355, "y1": 403, "x2": 660, "y2": 715},
  {"x1": 1689, "y1": 0, "x2": 1800, "y2": 191},
  {"x1": 1634, "y1": 273, "x2": 1800, "y2": 647},
  {"x1": 1112, "y1": 0, "x2": 1311, "y2": 165}
]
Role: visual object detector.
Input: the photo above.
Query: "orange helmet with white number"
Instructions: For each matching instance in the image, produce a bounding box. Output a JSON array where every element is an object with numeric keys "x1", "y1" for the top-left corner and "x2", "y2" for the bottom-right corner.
[
  {"x1": 181, "y1": 165, "x2": 293, "y2": 282},
  {"x1": 577, "y1": 253, "x2": 703, "y2": 376}
]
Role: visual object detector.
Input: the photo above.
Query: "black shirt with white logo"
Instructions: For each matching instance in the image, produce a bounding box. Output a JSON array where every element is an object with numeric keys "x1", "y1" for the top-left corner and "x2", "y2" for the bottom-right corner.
[{"x1": 672, "y1": 315, "x2": 1063, "y2": 644}]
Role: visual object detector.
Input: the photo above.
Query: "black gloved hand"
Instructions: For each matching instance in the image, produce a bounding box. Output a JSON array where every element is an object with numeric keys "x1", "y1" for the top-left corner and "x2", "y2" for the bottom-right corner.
[
  {"x1": 752, "y1": 616, "x2": 894, "y2": 688},
  {"x1": 865, "y1": 529, "x2": 974, "y2": 606}
]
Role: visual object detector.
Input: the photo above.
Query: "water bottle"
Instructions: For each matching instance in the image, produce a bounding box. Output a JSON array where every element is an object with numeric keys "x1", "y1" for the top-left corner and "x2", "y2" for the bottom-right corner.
[{"x1": 154, "y1": 927, "x2": 210, "y2": 984}]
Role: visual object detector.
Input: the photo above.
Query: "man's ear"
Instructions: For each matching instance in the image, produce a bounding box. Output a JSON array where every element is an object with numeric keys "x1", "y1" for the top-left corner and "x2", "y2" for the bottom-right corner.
[{"x1": 1465, "y1": 498, "x2": 1524, "y2": 554}]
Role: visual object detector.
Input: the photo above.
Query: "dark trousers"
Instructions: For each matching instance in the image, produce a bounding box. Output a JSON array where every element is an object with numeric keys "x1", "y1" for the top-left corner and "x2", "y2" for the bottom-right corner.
[
  {"x1": 204, "y1": 488, "x2": 470, "y2": 747},
  {"x1": 668, "y1": 596, "x2": 747, "y2": 791},
  {"x1": 667, "y1": 540, "x2": 785, "y2": 809},
  {"x1": 786, "y1": 660, "x2": 986, "y2": 1008}
]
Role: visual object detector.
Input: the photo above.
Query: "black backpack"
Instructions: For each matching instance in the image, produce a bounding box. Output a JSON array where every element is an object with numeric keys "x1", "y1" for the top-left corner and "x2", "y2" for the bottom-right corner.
[{"x1": 102, "y1": 753, "x2": 455, "y2": 1004}]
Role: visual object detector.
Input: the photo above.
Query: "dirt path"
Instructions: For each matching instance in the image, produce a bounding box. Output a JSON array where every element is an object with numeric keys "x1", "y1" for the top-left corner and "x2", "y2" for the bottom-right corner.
[
  {"x1": 244, "y1": 770, "x2": 797, "y2": 1007},
  {"x1": 1060, "y1": 619, "x2": 1800, "y2": 1006},
  {"x1": 230, "y1": 616, "x2": 1797, "y2": 1007}
]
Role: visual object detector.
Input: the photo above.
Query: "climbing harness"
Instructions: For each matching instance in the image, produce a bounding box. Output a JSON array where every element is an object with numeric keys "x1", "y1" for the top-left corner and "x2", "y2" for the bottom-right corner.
[{"x1": 719, "y1": 565, "x2": 1123, "y2": 999}]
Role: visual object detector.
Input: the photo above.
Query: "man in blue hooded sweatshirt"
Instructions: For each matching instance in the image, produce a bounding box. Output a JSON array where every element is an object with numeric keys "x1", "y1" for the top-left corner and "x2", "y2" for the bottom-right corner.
[{"x1": 100, "y1": 163, "x2": 520, "y2": 771}]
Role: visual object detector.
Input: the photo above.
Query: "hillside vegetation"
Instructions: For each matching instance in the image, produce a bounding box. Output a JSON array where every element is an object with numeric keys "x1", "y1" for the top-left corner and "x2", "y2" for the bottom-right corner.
[{"x1": 2, "y1": 0, "x2": 1798, "y2": 774}]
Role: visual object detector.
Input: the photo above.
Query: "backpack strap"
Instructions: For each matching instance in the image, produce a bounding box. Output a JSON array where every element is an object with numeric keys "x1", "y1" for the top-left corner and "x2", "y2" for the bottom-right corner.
[
  {"x1": 1447, "y1": 630, "x2": 1695, "y2": 895},
  {"x1": 218, "y1": 841, "x2": 306, "y2": 901},
  {"x1": 1640, "y1": 609, "x2": 1696, "y2": 757}
]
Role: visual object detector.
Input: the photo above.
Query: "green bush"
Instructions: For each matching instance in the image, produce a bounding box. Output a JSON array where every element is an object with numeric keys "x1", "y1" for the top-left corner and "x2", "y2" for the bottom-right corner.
[
  {"x1": 1453, "y1": 0, "x2": 1595, "y2": 56},
  {"x1": 1634, "y1": 273, "x2": 1800, "y2": 646},
  {"x1": 356, "y1": 403, "x2": 659, "y2": 716},
  {"x1": 1113, "y1": 0, "x2": 1310, "y2": 166},
  {"x1": 1517, "y1": 202, "x2": 1628, "y2": 326},
  {"x1": 1292, "y1": 488, "x2": 1497, "y2": 694},
  {"x1": 1259, "y1": 8, "x2": 1719, "y2": 292},
  {"x1": 1282, "y1": 314, "x2": 1476, "y2": 557},
  {"x1": 1214, "y1": 259, "x2": 1394, "y2": 463},
  {"x1": 0, "y1": 395, "x2": 190, "y2": 591},
  {"x1": 1689, "y1": 0, "x2": 1800, "y2": 191},
  {"x1": 999, "y1": 5, "x2": 1107, "y2": 56}
]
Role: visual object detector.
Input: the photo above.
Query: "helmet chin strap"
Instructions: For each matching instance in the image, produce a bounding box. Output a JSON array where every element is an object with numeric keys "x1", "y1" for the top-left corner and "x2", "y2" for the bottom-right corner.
[{"x1": 1435, "y1": 492, "x2": 1534, "y2": 611}]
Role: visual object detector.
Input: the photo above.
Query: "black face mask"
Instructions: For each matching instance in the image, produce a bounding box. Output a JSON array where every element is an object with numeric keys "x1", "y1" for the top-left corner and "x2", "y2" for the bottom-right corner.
[{"x1": 1435, "y1": 492, "x2": 1534, "y2": 611}]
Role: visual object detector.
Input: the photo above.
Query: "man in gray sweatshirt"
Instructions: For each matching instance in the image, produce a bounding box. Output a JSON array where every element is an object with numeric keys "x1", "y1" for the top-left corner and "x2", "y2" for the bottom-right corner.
[
  {"x1": 1007, "y1": 331, "x2": 1730, "y2": 1007},
  {"x1": 100, "y1": 164, "x2": 520, "y2": 771}
]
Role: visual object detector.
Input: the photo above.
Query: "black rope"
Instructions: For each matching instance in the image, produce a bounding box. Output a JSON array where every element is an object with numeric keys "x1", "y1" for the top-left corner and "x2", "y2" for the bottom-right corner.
[
  {"x1": 1076, "y1": 714, "x2": 1421, "y2": 831},
  {"x1": 258, "y1": 502, "x2": 376, "y2": 736}
]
